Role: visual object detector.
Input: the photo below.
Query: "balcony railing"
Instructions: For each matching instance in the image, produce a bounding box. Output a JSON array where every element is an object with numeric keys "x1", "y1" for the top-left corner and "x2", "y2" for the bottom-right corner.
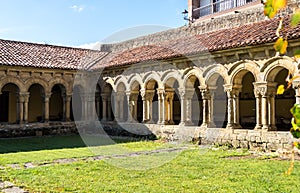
[{"x1": 193, "y1": 0, "x2": 258, "y2": 18}]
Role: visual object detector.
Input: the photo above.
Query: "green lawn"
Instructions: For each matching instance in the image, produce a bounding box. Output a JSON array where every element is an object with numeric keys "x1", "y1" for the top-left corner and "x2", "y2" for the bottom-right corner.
[{"x1": 0, "y1": 136, "x2": 299, "y2": 192}]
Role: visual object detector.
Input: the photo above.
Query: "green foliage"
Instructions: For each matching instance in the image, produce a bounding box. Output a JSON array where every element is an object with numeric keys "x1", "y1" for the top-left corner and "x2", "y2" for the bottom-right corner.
[{"x1": 291, "y1": 9, "x2": 300, "y2": 27}]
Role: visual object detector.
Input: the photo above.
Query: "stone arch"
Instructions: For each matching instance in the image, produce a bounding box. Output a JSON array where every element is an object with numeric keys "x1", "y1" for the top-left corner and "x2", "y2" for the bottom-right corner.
[
  {"x1": 161, "y1": 70, "x2": 184, "y2": 89},
  {"x1": 115, "y1": 76, "x2": 129, "y2": 91},
  {"x1": 142, "y1": 72, "x2": 162, "y2": 89},
  {"x1": 103, "y1": 77, "x2": 116, "y2": 92},
  {"x1": 183, "y1": 67, "x2": 205, "y2": 88},
  {"x1": 0, "y1": 76, "x2": 25, "y2": 93},
  {"x1": 203, "y1": 64, "x2": 229, "y2": 86},
  {"x1": 25, "y1": 77, "x2": 50, "y2": 93},
  {"x1": 49, "y1": 79, "x2": 70, "y2": 95},
  {"x1": 262, "y1": 57, "x2": 297, "y2": 82},
  {"x1": 229, "y1": 61, "x2": 259, "y2": 85},
  {"x1": 128, "y1": 74, "x2": 143, "y2": 89},
  {"x1": 129, "y1": 80, "x2": 141, "y2": 91}
]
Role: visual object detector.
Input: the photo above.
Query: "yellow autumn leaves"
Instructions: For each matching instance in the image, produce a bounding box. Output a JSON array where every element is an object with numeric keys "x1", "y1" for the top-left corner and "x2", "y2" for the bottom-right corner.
[{"x1": 264, "y1": 0, "x2": 287, "y2": 19}]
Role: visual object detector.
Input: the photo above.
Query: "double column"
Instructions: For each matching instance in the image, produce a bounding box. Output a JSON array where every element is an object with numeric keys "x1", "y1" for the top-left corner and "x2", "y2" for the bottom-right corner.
[
  {"x1": 126, "y1": 91, "x2": 139, "y2": 123},
  {"x1": 179, "y1": 88, "x2": 194, "y2": 126},
  {"x1": 224, "y1": 85, "x2": 242, "y2": 129},
  {"x1": 18, "y1": 92, "x2": 30, "y2": 123},
  {"x1": 140, "y1": 89, "x2": 155, "y2": 123},
  {"x1": 200, "y1": 87, "x2": 216, "y2": 128},
  {"x1": 253, "y1": 82, "x2": 277, "y2": 131},
  {"x1": 115, "y1": 92, "x2": 125, "y2": 122},
  {"x1": 101, "y1": 93, "x2": 112, "y2": 121}
]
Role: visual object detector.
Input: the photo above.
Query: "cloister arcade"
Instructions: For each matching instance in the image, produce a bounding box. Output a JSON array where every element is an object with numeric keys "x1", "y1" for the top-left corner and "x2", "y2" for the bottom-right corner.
[{"x1": 0, "y1": 57, "x2": 298, "y2": 133}]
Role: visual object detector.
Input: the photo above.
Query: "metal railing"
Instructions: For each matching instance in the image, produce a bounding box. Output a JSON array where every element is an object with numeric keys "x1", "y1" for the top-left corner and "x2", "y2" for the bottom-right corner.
[{"x1": 194, "y1": 0, "x2": 258, "y2": 18}]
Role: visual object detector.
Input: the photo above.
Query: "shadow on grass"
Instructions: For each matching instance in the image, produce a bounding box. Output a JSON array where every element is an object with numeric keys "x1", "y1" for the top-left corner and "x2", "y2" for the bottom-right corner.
[{"x1": 0, "y1": 135, "x2": 154, "y2": 154}]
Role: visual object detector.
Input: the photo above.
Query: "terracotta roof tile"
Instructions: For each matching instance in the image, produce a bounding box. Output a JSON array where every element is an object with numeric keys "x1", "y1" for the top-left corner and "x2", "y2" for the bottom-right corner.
[
  {"x1": 101, "y1": 15, "x2": 300, "y2": 68},
  {"x1": 0, "y1": 40, "x2": 108, "y2": 70}
]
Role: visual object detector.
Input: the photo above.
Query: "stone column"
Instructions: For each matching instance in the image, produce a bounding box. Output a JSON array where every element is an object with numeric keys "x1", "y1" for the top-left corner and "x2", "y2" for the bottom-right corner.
[
  {"x1": 65, "y1": 94, "x2": 72, "y2": 121},
  {"x1": 95, "y1": 95, "x2": 101, "y2": 120},
  {"x1": 147, "y1": 90, "x2": 155, "y2": 123},
  {"x1": 125, "y1": 91, "x2": 139, "y2": 122},
  {"x1": 200, "y1": 88, "x2": 210, "y2": 127},
  {"x1": 225, "y1": 85, "x2": 242, "y2": 129},
  {"x1": 232, "y1": 88, "x2": 242, "y2": 129},
  {"x1": 165, "y1": 89, "x2": 175, "y2": 125},
  {"x1": 101, "y1": 94, "x2": 107, "y2": 121},
  {"x1": 44, "y1": 93, "x2": 52, "y2": 122},
  {"x1": 261, "y1": 92, "x2": 269, "y2": 130},
  {"x1": 119, "y1": 94, "x2": 125, "y2": 122},
  {"x1": 22, "y1": 92, "x2": 30, "y2": 123},
  {"x1": 18, "y1": 93, "x2": 27, "y2": 124},
  {"x1": 107, "y1": 96, "x2": 112, "y2": 121},
  {"x1": 179, "y1": 89, "x2": 194, "y2": 126},
  {"x1": 140, "y1": 89, "x2": 148, "y2": 123},
  {"x1": 157, "y1": 88, "x2": 166, "y2": 124},
  {"x1": 208, "y1": 88, "x2": 216, "y2": 128},
  {"x1": 268, "y1": 84, "x2": 277, "y2": 131},
  {"x1": 253, "y1": 83, "x2": 262, "y2": 130}
]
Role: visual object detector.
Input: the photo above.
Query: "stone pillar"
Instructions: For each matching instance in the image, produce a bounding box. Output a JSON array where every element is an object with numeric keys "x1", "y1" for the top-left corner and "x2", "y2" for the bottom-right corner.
[
  {"x1": 179, "y1": 89, "x2": 194, "y2": 126},
  {"x1": 253, "y1": 84, "x2": 262, "y2": 130},
  {"x1": 157, "y1": 88, "x2": 166, "y2": 124},
  {"x1": 107, "y1": 97, "x2": 112, "y2": 121},
  {"x1": 22, "y1": 92, "x2": 30, "y2": 123},
  {"x1": 165, "y1": 89, "x2": 175, "y2": 125},
  {"x1": 125, "y1": 91, "x2": 139, "y2": 123},
  {"x1": 268, "y1": 84, "x2": 277, "y2": 131},
  {"x1": 95, "y1": 95, "x2": 101, "y2": 120},
  {"x1": 140, "y1": 89, "x2": 148, "y2": 123},
  {"x1": 200, "y1": 88, "x2": 210, "y2": 127},
  {"x1": 254, "y1": 82, "x2": 277, "y2": 131},
  {"x1": 101, "y1": 94, "x2": 108, "y2": 121},
  {"x1": 43, "y1": 93, "x2": 51, "y2": 122},
  {"x1": 18, "y1": 93, "x2": 27, "y2": 124},
  {"x1": 114, "y1": 92, "x2": 126, "y2": 122},
  {"x1": 261, "y1": 93, "x2": 269, "y2": 130},
  {"x1": 224, "y1": 85, "x2": 241, "y2": 129},
  {"x1": 119, "y1": 94, "x2": 125, "y2": 122},
  {"x1": 232, "y1": 88, "x2": 242, "y2": 129},
  {"x1": 65, "y1": 94, "x2": 71, "y2": 121},
  {"x1": 146, "y1": 90, "x2": 155, "y2": 123},
  {"x1": 209, "y1": 88, "x2": 216, "y2": 128}
]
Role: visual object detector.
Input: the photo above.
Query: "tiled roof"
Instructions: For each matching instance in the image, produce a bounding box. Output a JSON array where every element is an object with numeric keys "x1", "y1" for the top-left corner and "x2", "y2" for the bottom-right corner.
[
  {"x1": 1, "y1": 15, "x2": 300, "y2": 71},
  {"x1": 0, "y1": 39, "x2": 108, "y2": 70},
  {"x1": 101, "y1": 15, "x2": 300, "y2": 68}
]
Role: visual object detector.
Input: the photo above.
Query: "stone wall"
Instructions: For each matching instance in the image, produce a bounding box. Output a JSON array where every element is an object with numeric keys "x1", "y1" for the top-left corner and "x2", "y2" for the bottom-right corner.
[
  {"x1": 0, "y1": 122, "x2": 77, "y2": 138},
  {"x1": 100, "y1": 2, "x2": 300, "y2": 53}
]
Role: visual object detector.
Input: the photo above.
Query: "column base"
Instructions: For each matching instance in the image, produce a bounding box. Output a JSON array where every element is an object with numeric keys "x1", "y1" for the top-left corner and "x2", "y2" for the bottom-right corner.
[
  {"x1": 226, "y1": 123, "x2": 234, "y2": 129},
  {"x1": 254, "y1": 125, "x2": 262, "y2": 130},
  {"x1": 179, "y1": 121, "x2": 193, "y2": 126},
  {"x1": 269, "y1": 125, "x2": 277, "y2": 131},
  {"x1": 208, "y1": 122, "x2": 216, "y2": 128},
  {"x1": 233, "y1": 123, "x2": 242, "y2": 129}
]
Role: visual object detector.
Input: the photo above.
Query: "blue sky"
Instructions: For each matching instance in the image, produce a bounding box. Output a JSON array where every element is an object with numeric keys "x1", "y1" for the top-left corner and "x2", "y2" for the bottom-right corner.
[{"x1": 0, "y1": 0, "x2": 187, "y2": 47}]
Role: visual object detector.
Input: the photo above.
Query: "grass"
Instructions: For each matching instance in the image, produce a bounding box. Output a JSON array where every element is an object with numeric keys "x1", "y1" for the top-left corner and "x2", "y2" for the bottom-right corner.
[{"x1": 0, "y1": 136, "x2": 300, "y2": 192}]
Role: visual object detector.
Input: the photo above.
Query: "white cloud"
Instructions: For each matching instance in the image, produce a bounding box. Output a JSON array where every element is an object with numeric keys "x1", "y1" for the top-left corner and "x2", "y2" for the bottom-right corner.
[
  {"x1": 70, "y1": 5, "x2": 85, "y2": 13},
  {"x1": 76, "y1": 41, "x2": 101, "y2": 50}
]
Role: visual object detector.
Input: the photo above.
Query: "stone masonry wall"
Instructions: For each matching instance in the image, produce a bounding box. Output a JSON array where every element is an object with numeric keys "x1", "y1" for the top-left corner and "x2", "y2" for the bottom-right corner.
[{"x1": 100, "y1": 2, "x2": 300, "y2": 53}]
